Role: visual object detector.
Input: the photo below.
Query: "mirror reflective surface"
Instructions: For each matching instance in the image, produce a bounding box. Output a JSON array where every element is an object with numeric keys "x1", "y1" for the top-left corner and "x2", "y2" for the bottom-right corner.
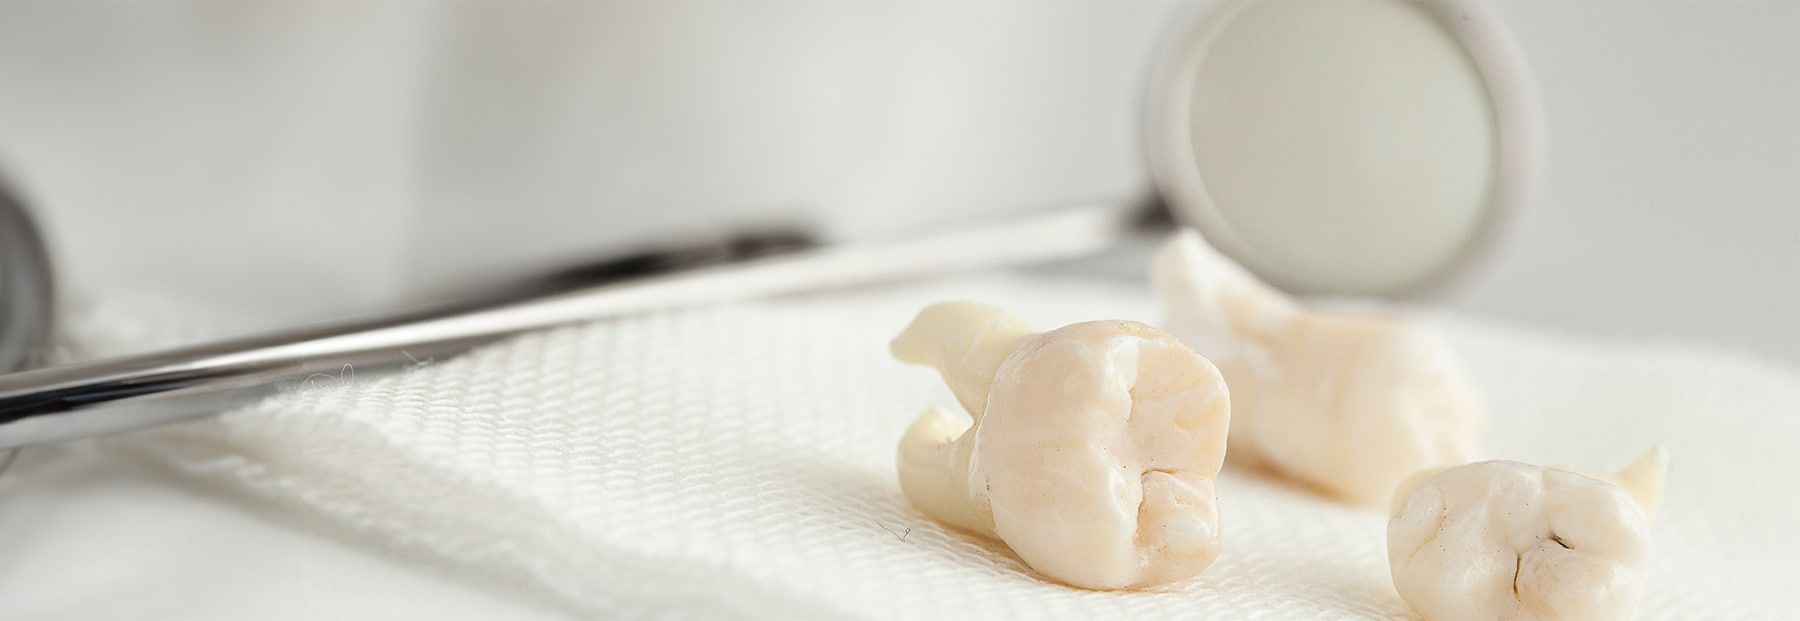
[{"x1": 1156, "y1": 0, "x2": 1512, "y2": 295}]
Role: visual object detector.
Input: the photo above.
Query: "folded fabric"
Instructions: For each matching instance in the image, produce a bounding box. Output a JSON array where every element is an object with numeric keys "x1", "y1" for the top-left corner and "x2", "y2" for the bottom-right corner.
[{"x1": 88, "y1": 276, "x2": 1797, "y2": 619}]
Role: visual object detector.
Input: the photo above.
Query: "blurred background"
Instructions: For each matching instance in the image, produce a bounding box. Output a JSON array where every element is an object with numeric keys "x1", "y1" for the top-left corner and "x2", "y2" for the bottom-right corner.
[
  {"x1": 0, "y1": 0, "x2": 1794, "y2": 364},
  {"x1": 0, "y1": 2, "x2": 1795, "y2": 618}
]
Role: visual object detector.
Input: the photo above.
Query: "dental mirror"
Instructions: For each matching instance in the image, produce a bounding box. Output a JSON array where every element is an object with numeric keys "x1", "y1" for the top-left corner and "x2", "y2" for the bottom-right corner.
[
  {"x1": 1150, "y1": 0, "x2": 1539, "y2": 295},
  {"x1": 0, "y1": 0, "x2": 1541, "y2": 448}
]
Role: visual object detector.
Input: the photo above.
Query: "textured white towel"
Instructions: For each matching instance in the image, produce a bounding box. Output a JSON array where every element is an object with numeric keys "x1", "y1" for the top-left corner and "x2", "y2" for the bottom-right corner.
[{"x1": 88, "y1": 275, "x2": 1799, "y2": 619}]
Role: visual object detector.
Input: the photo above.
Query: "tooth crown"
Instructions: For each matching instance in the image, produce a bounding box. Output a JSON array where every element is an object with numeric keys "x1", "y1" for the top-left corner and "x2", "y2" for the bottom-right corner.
[
  {"x1": 1388, "y1": 460, "x2": 1653, "y2": 621},
  {"x1": 893, "y1": 304, "x2": 1231, "y2": 590}
]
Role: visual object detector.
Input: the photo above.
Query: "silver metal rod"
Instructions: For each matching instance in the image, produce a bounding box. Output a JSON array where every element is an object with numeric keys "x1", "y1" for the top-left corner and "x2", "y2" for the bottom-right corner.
[{"x1": 0, "y1": 203, "x2": 1146, "y2": 448}]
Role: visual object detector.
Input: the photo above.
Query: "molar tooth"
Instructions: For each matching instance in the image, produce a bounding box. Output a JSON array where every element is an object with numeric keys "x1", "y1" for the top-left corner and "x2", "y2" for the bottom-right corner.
[
  {"x1": 892, "y1": 302, "x2": 1231, "y2": 590},
  {"x1": 1387, "y1": 454, "x2": 1662, "y2": 620},
  {"x1": 1153, "y1": 229, "x2": 1483, "y2": 507}
]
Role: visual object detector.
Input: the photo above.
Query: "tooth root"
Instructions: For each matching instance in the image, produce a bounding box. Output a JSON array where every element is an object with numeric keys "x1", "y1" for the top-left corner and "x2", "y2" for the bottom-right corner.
[
  {"x1": 1151, "y1": 229, "x2": 1298, "y2": 344},
  {"x1": 895, "y1": 407, "x2": 993, "y2": 537},
  {"x1": 1608, "y1": 447, "x2": 1669, "y2": 520},
  {"x1": 889, "y1": 302, "x2": 1037, "y2": 420}
]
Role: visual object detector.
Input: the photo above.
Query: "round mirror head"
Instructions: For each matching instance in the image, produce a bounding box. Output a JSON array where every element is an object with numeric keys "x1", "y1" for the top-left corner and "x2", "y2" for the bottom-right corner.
[{"x1": 1151, "y1": 0, "x2": 1538, "y2": 295}]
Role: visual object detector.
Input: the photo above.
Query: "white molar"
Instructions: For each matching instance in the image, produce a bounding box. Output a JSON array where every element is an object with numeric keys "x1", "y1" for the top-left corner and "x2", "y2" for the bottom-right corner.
[
  {"x1": 1151, "y1": 229, "x2": 1482, "y2": 506},
  {"x1": 892, "y1": 302, "x2": 1231, "y2": 590},
  {"x1": 1387, "y1": 449, "x2": 1668, "y2": 621}
]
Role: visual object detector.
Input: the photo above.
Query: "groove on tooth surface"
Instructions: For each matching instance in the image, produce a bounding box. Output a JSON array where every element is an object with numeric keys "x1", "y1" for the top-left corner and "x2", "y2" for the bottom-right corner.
[{"x1": 891, "y1": 303, "x2": 1232, "y2": 590}]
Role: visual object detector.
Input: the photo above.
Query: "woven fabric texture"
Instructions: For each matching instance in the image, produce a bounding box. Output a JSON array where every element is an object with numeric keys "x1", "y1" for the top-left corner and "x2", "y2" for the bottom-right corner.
[{"x1": 95, "y1": 276, "x2": 1799, "y2": 619}]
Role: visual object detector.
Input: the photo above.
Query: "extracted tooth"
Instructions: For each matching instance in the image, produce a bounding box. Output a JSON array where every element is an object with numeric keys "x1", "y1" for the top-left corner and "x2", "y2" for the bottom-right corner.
[
  {"x1": 890, "y1": 302, "x2": 1037, "y2": 420},
  {"x1": 1386, "y1": 450, "x2": 1668, "y2": 621},
  {"x1": 1600, "y1": 446, "x2": 1669, "y2": 519},
  {"x1": 1152, "y1": 229, "x2": 1482, "y2": 506},
  {"x1": 894, "y1": 406, "x2": 986, "y2": 536},
  {"x1": 892, "y1": 302, "x2": 1231, "y2": 590}
]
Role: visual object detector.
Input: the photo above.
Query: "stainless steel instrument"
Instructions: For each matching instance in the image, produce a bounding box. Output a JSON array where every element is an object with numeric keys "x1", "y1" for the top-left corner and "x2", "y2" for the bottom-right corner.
[{"x1": 0, "y1": 192, "x2": 1154, "y2": 449}]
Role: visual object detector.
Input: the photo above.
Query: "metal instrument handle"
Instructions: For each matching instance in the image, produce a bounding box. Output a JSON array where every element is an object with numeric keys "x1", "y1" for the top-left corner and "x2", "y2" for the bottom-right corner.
[{"x1": 0, "y1": 203, "x2": 1146, "y2": 448}]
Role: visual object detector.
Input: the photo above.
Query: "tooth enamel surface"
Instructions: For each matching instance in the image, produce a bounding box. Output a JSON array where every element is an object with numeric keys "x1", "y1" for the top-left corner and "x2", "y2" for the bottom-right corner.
[
  {"x1": 1152, "y1": 229, "x2": 1481, "y2": 506},
  {"x1": 892, "y1": 303, "x2": 1230, "y2": 590},
  {"x1": 1387, "y1": 459, "x2": 1656, "y2": 621}
]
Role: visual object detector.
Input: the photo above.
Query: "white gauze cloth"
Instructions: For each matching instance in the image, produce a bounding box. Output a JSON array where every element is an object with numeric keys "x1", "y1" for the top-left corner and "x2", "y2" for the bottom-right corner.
[{"x1": 94, "y1": 276, "x2": 1799, "y2": 619}]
